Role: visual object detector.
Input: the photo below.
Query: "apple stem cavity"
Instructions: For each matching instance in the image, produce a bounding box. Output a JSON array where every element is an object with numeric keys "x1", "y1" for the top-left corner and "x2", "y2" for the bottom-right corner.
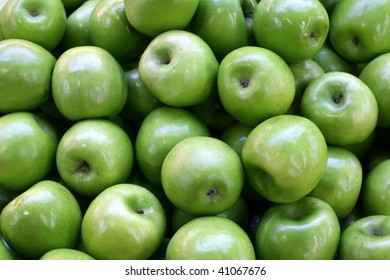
[
  {"x1": 76, "y1": 161, "x2": 90, "y2": 174},
  {"x1": 240, "y1": 79, "x2": 250, "y2": 88},
  {"x1": 136, "y1": 209, "x2": 145, "y2": 215},
  {"x1": 332, "y1": 92, "x2": 343, "y2": 104},
  {"x1": 368, "y1": 227, "x2": 386, "y2": 237},
  {"x1": 206, "y1": 187, "x2": 219, "y2": 197}
]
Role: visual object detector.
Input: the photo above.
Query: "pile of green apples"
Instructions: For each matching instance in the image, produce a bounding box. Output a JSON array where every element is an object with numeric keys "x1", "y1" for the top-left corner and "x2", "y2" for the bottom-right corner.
[{"x1": 1, "y1": 0, "x2": 390, "y2": 260}]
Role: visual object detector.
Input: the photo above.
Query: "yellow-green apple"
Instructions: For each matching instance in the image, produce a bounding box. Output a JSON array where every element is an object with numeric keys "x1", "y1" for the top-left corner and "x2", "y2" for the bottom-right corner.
[
  {"x1": 81, "y1": 184, "x2": 166, "y2": 259},
  {"x1": 218, "y1": 46, "x2": 295, "y2": 127},
  {"x1": 138, "y1": 30, "x2": 219, "y2": 107},
  {"x1": 166, "y1": 216, "x2": 255, "y2": 260},
  {"x1": 242, "y1": 115, "x2": 328, "y2": 203}
]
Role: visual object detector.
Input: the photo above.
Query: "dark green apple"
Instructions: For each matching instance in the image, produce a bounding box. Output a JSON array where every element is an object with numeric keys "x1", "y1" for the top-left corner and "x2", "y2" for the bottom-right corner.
[
  {"x1": 339, "y1": 215, "x2": 390, "y2": 259},
  {"x1": 218, "y1": 46, "x2": 295, "y2": 127},
  {"x1": 166, "y1": 216, "x2": 255, "y2": 260},
  {"x1": 0, "y1": 180, "x2": 82, "y2": 259},
  {"x1": 81, "y1": 184, "x2": 166, "y2": 260},
  {"x1": 0, "y1": 0, "x2": 67, "y2": 51},
  {"x1": 124, "y1": 0, "x2": 199, "y2": 38},
  {"x1": 188, "y1": 0, "x2": 249, "y2": 60},
  {"x1": 39, "y1": 248, "x2": 95, "y2": 260},
  {"x1": 255, "y1": 196, "x2": 340, "y2": 259},
  {"x1": 301, "y1": 71, "x2": 378, "y2": 146},
  {"x1": 329, "y1": 0, "x2": 390, "y2": 63},
  {"x1": 52, "y1": 46, "x2": 127, "y2": 121},
  {"x1": 308, "y1": 146, "x2": 363, "y2": 219},
  {"x1": 138, "y1": 30, "x2": 219, "y2": 107},
  {"x1": 89, "y1": 0, "x2": 150, "y2": 62},
  {"x1": 253, "y1": 0, "x2": 329, "y2": 63},
  {"x1": 61, "y1": 0, "x2": 87, "y2": 11},
  {"x1": 0, "y1": 112, "x2": 58, "y2": 193},
  {"x1": 242, "y1": 115, "x2": 328, "y2": 204},
  {"x1": 56, "y1": 118, "x2": 134, "y2": 197},
  {"x1": 361, "y1": 159, "x2": 390, "y2": 216},
  {"x1": 135, "y1": 106, "x2": 210, "y2": 187},
  {"x1": 161, "y1": 136, "x2": 244, "y2": 216},
  {"x1": 359, "y1": 52, "x2": 390, "y2": 127},
  {"x1": 0, "y1": 39, "x2": 56, "y2": 113}
]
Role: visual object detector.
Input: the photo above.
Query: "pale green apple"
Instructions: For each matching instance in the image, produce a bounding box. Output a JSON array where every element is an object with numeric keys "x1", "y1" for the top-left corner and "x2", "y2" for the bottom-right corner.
[
  {"x1": 166, "y1": 216, "x2": 255, "y2": 260},
  {"x1": 0, "y1": 180, "x2": 82, "y2": 259},
  {"x1": 124, "y1": 0, "x2": 199, "y2": 38},
  {"x1": 52, "y1": 46, "x2": 128, "y2": 121},
  {"x1": 0, "y1": 39, "x2": 56, "y2": 113},
  {"x1": 0, "y1": 0, "x2": 67, "y2": 51},
  {"x1": 81, "y1": 184, "x2": 166, "y2": 260},
  {"x1": 218, "y1": 46, "x2": 295, "y2": 127},
  {"x1": 161, "y1": 136, "x2": 244, "y2": 216},
  {"x1": 56, "y1": 119, "x2": 134, "y2": 197},
  {"x1": 0, "y1": 112, "x2": 58, "y2": 193},
  {"x1": 138, "y1": 30, "x2": 219, "y2": 107},
  {"x1": 252, "y1": 0, "x2": 329, "y2": 63},
  {"x1": 242, "y1": 114, "x2": 328, "y2": 204}
]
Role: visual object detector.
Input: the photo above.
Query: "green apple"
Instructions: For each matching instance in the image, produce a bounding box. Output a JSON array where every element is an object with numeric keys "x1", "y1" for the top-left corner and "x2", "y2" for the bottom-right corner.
[
  {"x1": 120, "y1": 67, "x2": 163, "y2": 127},
  {"x1": 166, "y1": 216, "x2": 255, "y2": 260},
  {"x1": 252, "y1": 0, "x2": 329, "y2": 63},
  {"x1": 242, "y1": 115, "x2": 328, "y2": 204},
  {"x1": 56, "y1": 118, "x2": 134, "y2": 197},
  {"x1": 161, "y1": 136, "x2": 244, "y2": 216},
  {"x1": 0, "y1": 39, "x2": 56, "y2": 113},
  {"x1": 138, "y1": 30, "x2": 219, "y2": 107},
  {"x1": 135, "y1": 106, "x2": 210, "y2": 187},
  {"x1": 312, "y1": 43, "x2": 357, "y2": 74},
  {"x1": 288, "y1": 59, "x2": 325, "y2": 115},
  {"x1": 0, "y1": 180, "x2": 82, "y2": 259},
  {"x1": 52, "y1": 46, "x2": 127, "y2": 121},
  {"x1": 342, "y1": 130, "x2": 376, "y2": 159},
  {"x1": 124, "y1": 0, "x2": 199, "y2": 38},
  {"x1": 339, "y1": 207, "x2": 365, "y2": 232},
  {"x1": 39, "y1": 248, "x2": 95, "y2": 260},
  {"x1": 188, "y1": 0, "x2": 249, "y2": 60},
  {"x1": 308, "y1": 146, "x2": 363, "y2": 219},
  {"x1": 0, "y1": 237, "x2": 13, "y2": 260},
  {"x1": 171, "y1": 196, "x2": 250, "y2": 233},
  {"x1": 339, "y1": 215, "x2": 390, "y2": 259},
  {"x1": 256, "y1": 196, "x2": 340, "y2": 260},
  {"x1": 218, "y1": 46, "x2": 295, "y2": 127},
  {"x1": 329, "y1": 0, "x2": 390, "y2": 63},
  {"x1": 359, "y1": 53, "x2": 390, "y2": 127},
  {"x1": 0, "y1": 0, "x2": 67, "y2": 51},
  {"x1": 89, "y1": 0, "x2": 150, "y2": 63},
  {"x1": 60, "y1": 0, "x2": 101, "y2": 49},
  {"x1": 301, "y1": 71, "x2": 378, "y2": 146},
  {"x1": 81, "y1": 183, "x2": 166, "y2": 260},
  {"x1": 361, "y1": 159, "x2": 390, "y2": 216},
  {"x1": 0, "y1": 112, "x2": 58, "y2": 193}
]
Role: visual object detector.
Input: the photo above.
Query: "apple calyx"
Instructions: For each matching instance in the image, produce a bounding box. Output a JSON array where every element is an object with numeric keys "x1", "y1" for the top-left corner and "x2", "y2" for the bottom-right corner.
[
  {"x1": 240, "y1": 79, "x2": 250, "y2": 88},
  {"x1": 367, "y1": 226, "x2": 386, "y2": 237},
  {"x1": 206, "y1": 187, "x2": 219, "y2": 197},
  {"x1": 332, "y1": 92, "x2": 344, "y2": 104},
  {"x1": 75, "y1": 161, "x2": 90, "y2": 175}
]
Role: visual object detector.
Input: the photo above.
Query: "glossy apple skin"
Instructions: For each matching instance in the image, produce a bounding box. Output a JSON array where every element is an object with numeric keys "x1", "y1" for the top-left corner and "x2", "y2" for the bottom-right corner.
[
  {"x1": 161, "y1": 136, "x2": 244, "y2": 216},
  {"x1": 138, "y1": 30, "x2": 219, "y2": 107},
  {"x1": 301, "y1": 71, "x2": 378, "y2": 146},
  {"x1": 361, "y1": 159, "x2": 390, "y2": 216},
  {"x1": 89, "y1": 0, "x2": 150, "y2": 62},
  {"x1": 0, "y1": 180, "x2": 82, "y2": 259},
  {"x1": 255, "y1": 197, "x2": 340, "y2": 260},
  {"x1": 124, "y1": 0, "x2": 199, "y2": 38},
  {"x1": 0, "y1": 112, "x2": 58, "y2": 193},
  {"x1": 60, "y1": 0, "x2": 101, "y2": 49},
  {"x1": 0, "y1": 39, "x2": 56, "y2": 113},
  {"x1": 329, "y1": 0, "x2": 390, "y2": 63},
  {"x1": 218, "y1": 46, "x2": 295, "y2": 127},
  {"x1": 252, "y1": 0, "x2": 329, "y2": 63},
  {"x1": 339, "y1": 215, "x2": 390, "y2": 260},
  {"x1": 135, "y1": 106, "x2": 210, "y2": 187},
  {"x1": 166, "y1": 216, "x2": 255, "y2": 260},
  {"x1": 242, "y1": 115, "x2": 328, "y2": 204},
  {"x1": 52, "y1": 46, "x2": 128, "y2": 121},
  {"x1": 81, "y1": 184, "x2": 166, "y2": 260},
  {"x1": 0, "y1": 0, "x2": 66, "y2": 51},
  {"x1": 39, "y1": 248, "x2": 95, "y2": 260},
  {"x1": 308, "y1": 146, "x2": 363, "y2": 219},
  {"x1": 188, "y1": 0, "x2": 249, "y2": 60},
  {"x1": 359, "y1": 53, "x2": 390, "y2": 127},
  {"x1": 56, "y1": 119, "x2": 134, "y2": 197}
]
